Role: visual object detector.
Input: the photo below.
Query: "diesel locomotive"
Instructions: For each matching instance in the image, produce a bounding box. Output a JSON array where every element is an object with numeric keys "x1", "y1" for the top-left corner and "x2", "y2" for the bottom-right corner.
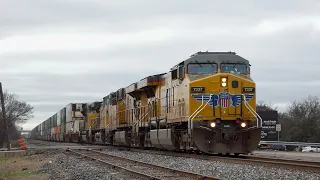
[{"x1": 31, "y1": 51, "x2": 262, "y2": 155}]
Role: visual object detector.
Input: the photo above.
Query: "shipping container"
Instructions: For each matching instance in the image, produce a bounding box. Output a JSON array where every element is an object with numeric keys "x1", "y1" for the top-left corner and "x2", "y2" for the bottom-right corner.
[
  {"x1": 57, "y1": 111, "x2": 61, "y2": 126},
  {"x1": 66, "y1": 121, "x2": 73, "y2": 133},
  {"x1": 61, "y1": 107, "x2": 66, "y2": 125},
  {"x1": 54, "y1": 126, "x2": 60, "y2": 134},
  {"x1": 53, "y1": 113, "x2": 57, "y2": 128},
  {"x1": 49, "y1": 117, "x2": 52, "y2": 132},
  {"x1": 60, "y1": 123, "x2": 66, "y2": 134},
  {"x1": 66, "y1": 104, "x2": 73, "y2": 123},
  {"x1": 79, "y1": 119, "x2": 85, "y2": 131}
]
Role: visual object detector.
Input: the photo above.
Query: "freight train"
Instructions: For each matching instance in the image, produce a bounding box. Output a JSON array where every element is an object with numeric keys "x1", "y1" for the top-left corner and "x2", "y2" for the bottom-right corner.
[{"x1": 30, "y1": 51, "x2": 262, "y2": 155}]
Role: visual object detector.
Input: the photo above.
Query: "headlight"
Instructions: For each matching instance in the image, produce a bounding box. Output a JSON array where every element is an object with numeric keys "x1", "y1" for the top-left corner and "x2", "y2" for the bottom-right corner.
[
  {"x1": 241, "y1": 122, "x2": 246, "y2": 128},
  {"x1": 210, "y1": 122, "x2": 216, "y2": 128},
  {"x1": 222, "y1": 82, "x2": 227, "y2": 87},
  {"x1": 221, "y1": 78, "x2": 227, "y2": 82}
]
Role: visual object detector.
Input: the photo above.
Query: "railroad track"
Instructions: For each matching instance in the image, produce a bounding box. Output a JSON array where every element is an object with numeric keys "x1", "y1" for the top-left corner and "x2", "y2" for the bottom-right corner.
[
  {"x1": 33, "y1": 140, "x2": 320, "y2": 173},
  {"x1": 66, "y1": 148, "x2": 221, "y2": 180},
  {"x1": 119, "y1": 148, "x2": 320, "y2": 173}
]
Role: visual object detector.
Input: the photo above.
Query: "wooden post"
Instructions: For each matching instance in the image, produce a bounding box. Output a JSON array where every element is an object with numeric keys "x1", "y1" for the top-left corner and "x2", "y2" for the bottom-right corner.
[{"x1": 0, "y1": 82, "x2": 10, "y2": 151}]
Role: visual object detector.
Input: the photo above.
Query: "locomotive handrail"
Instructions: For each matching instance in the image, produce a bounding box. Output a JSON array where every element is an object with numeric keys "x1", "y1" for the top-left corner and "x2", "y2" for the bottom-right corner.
[
  {"x1": 241, "y1": 94, "x2": 262, "y2": 128},
  {"x1": 134, "y1": 111, "x2": 149, "y2": 126},
  {"x1": 188, "y1": 94, "x2": 213, "y2": 135},
  {"x1": 188, "y1": 95, "x2": 204, "y2": 135}
]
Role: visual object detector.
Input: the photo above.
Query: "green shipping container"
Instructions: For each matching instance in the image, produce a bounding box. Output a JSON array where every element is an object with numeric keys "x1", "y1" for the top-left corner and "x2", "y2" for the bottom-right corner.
[
  {"x1": 60, "y1": 123, "x2": 66, "y2": 134},
  {"x1": 60, "y1": 108, "x2": 66, "y2": 125},
  {"x1": 53, "y1": 113, "x2": 57, "y2": 127}
]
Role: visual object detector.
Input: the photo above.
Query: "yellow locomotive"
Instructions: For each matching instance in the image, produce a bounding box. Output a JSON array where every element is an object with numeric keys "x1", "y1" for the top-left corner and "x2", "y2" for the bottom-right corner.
[
  {"x1": 31, "y1": 51, "x2": 262, "y2": 155},
  {"x1": 93, "y1": 51, "x2": 261, "y2": 155}
]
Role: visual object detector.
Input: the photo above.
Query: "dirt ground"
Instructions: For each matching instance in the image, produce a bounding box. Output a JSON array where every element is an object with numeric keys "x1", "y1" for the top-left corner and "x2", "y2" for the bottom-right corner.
[{"x1": 0, "y1": 153, "x2": 53, "y2": 180}]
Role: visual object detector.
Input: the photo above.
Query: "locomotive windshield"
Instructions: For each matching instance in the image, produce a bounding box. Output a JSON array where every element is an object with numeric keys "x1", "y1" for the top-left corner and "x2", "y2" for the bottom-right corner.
[
  {"x1": 187, "y1": 63, "x2": 218, "y2": 74},
  {"x1": 220, "y1": 63, "x2": 248, "y2": 74}
]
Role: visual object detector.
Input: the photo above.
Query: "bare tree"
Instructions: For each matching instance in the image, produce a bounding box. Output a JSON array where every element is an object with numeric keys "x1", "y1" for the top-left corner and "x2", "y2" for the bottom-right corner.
[
  {"x1": 0, "y1": 91, "x2": 34, "y2": 146},
  {"x1": 285, "y1": 95, "x2": 320, "y2": 142},
  {"x1": 256, "y1": 100, "x2": 277, "y2": 112}
]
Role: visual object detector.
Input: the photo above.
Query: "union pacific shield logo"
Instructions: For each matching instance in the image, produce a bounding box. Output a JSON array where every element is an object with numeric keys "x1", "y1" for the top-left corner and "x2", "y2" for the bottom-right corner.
[
  {"x1": 219, "y1": 92, "x2": 229, "y2": 108},
  {"x1": 191, "y1": 93, "x2": 254, "y2": 108}
]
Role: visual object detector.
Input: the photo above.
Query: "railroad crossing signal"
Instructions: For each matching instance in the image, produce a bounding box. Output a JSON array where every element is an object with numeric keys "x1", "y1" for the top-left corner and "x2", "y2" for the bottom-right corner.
[{"x1": 276, "y1": 124, "x2": 281, "y2": 131}]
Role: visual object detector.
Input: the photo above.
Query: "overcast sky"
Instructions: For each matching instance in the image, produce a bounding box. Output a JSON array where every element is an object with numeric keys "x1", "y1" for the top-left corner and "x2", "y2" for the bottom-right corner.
[{"x1": 1, "y1": 0, "x2": 320, "y2": 130}]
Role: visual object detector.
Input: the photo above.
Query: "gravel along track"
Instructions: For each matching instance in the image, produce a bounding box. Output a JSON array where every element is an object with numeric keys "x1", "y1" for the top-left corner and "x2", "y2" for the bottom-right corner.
[
  {"x1": 242, "y1": 155, "x2": 320, "y2": 172},
  {"x1": 98, "y1": 148, "x2": 320, "y2": 180},
  {"x1": 67, "y1": 149, "x2": 219, "y2": 180},
  {"x1": 111, "y1": 147, "x2": 320, "y2": 173},
  {"x1": 26, "y1": 140, "x2": 108, "y2": 150},
  {"x1": 37, "y1": 149, "x2": 139, "y2": 180},
  {"x1": 133, "y1": 149, "x2": 320, "y2": 172}
]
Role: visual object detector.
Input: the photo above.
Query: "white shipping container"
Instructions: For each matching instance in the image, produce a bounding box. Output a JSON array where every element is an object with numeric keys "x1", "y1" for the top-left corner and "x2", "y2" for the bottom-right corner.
[
  {"x1": 73, "y1": 120, "x2": 80, "y2": 132},
  {"x1": 65, "y1": 120, "x2": 80, "y2": 133},
  {"x1": 66, "y1": 104, "x2": 73, "y2": 123},
  {"x1": 57, "y1": 111, "x2": 61, "y2": 126},
  {"x1": 66, "y1": 121, "x2": 73, "y2": 133}
]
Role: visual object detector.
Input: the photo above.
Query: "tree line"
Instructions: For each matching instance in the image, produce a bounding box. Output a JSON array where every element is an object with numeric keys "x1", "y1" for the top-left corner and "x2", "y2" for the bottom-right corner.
[
  {"x1": 0, "y1": 91, "x2": 33, "y2": 148},
  {"x1": 257, "y1": 95, "x2": 320, "y2": 143}
]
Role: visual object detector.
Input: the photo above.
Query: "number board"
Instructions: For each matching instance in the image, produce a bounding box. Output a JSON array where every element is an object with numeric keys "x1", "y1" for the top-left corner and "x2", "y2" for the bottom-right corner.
[
  {"x1": 242, "y1": 87, "x2": 255, "y2": 93},
  {"x1": 190, "y1": 87, "x2": 205, "y2": 93}
]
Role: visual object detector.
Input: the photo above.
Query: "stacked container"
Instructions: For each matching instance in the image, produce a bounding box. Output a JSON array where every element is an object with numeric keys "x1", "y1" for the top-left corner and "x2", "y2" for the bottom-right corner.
[{"x1": 60, "y1": 107, "x2": 66, "y2": 136}]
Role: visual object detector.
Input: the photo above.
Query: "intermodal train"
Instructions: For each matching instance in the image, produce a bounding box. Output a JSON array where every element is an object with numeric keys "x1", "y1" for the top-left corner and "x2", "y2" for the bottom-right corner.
[{"x1": 30, "y1": 51, "x2": 262, "y2": 155}]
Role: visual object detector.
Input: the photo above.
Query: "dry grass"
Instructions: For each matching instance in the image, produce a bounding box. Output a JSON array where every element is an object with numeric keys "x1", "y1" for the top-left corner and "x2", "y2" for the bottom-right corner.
[{"x1": 0, "y1": 154, "x2": 52, "y2": 180}]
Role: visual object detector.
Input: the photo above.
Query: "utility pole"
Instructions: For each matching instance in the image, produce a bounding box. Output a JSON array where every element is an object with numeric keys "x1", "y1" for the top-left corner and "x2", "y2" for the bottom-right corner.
[{"x1": 0, "y1": 82, "x2": 10, "y2": 150}]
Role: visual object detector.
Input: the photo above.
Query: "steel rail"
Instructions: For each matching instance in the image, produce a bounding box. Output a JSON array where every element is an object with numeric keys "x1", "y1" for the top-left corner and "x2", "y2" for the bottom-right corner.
[
  {"x1": 31, "y1": 140, "x2": 320, "y2": 173},
  {"x1": 121, "y1": 148, "x2": 320, "y2": 173},
  {"x1": 67, "y1": 148, "x2": 221, "y2": 180},
  {"x1": 67, "y1": 149, "x2": 160, "y2": 180}
]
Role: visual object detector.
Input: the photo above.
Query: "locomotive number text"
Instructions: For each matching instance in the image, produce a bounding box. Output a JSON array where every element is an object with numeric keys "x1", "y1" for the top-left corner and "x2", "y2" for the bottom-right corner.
[
  {"x1": 191, "y1": 87, "x2": 205, "y2": 93},
  {"x1": 242, "y1": 87, "x2": 255, "y2": 93}
]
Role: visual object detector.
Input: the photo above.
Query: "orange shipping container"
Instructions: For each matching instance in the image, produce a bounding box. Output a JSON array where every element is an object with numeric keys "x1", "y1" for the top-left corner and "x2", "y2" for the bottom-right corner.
[{"x1": 54, "y1": 126, "x2": 60, "y2": 134}]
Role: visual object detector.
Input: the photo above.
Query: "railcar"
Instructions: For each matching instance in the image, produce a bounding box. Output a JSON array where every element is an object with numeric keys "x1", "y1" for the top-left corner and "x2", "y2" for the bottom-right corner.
[
  {"x1": 31, "y1": 103, "x2": 87, "y2": 142},
  {"x1": 30, "y1": 51, "x2": 262, "y2": 155}
]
